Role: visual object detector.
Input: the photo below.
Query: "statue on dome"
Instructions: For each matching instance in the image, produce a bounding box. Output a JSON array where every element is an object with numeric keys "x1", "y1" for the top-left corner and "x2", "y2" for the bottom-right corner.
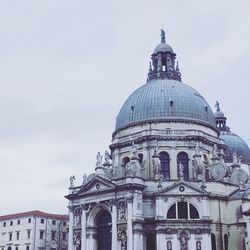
[
  {"x1": 215, "y1": 101, "x2": 220, "y2": 111},
  {"x1": 160, "y1": 29, "x2": 166, "y2": 43}
]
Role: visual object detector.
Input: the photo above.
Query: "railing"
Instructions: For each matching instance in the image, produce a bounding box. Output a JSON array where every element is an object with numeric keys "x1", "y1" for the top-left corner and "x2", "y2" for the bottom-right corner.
[{"x1": 115, "y1": 129, "x2": 222, "y2": 144}]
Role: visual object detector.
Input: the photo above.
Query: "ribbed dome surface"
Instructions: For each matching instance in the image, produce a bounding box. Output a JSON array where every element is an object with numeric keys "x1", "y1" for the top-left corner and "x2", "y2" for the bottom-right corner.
[
  {"x1": 153, "y1": 43, "x2": 174, "y2": 54},
  {"x1": 115, "y1": 79, "x2": 216, "y2": 131},
  {"x1": 220, "y1": 131, "x2": 250, "y2": 164}
]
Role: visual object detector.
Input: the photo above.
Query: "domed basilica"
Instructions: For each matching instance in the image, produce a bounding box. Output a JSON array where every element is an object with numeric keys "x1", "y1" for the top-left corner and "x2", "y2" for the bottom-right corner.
[{"x1": 66, "y1": 30, "x2": 250, "y2": 250}]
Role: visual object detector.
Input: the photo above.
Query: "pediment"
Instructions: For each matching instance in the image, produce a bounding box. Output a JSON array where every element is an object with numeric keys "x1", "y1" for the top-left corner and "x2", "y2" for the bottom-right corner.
[
  {"x1": 77, "y1": 175, "x2": 116, "y2": 195},
  {"x1": 157, "y1": 181, "x2": 208, "y2": 196}
]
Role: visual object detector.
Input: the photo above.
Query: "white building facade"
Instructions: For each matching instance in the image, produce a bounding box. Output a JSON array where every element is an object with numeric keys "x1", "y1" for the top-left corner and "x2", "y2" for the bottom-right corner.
[
  {"x1": 66, "y1": 30, "x2": 250, "y2": 250},
  {"x1": 0, "y1": 210, "x2": 68, "y2": 250}
]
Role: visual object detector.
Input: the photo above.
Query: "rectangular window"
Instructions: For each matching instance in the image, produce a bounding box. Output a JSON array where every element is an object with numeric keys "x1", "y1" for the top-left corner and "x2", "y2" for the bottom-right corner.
[
  {"x1": 28, "y1": 218, "x2": 31, "y2": 223},
  {"x1": 40, "y1": 230, "x2": 44, "y2": 239},
  {"x1": 27, "y1": 230, "x2": 31, "y2": 239},
  {"x1": 16, "y1": 232, "x2": 20, "y2": 240},
  {"x1": 10, "y1": 221, "x2": 13, "y2": 226},
  {"x1": 52, "y1": 220, "x2": 56, "y2": 225},
  {"x1": 17, "y1": 220, "x2": 20, "y2": 225},
  {"x1": 9, "y1": 232, "x2": 12, "y2": 241},
  {"x1": 3, "y1": 222, "x2": 6, "y2": 227},
  {"x1": 63, "y1": 221, "x2": 67, "y2": 226},
  {"x1": 51, "y1": 231, "x2": 56, "y2": 240},
  {"x1": 40, "y1": 219, "x2": 44, "y2": 224}
]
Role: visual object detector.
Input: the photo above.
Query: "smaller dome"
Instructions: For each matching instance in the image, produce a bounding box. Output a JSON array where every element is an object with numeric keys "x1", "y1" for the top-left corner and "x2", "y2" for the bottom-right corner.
[
  {"x1": 220, "y1": 131, "x2": 250, "y2": 164},
  {"x1": 153, "y1": 43, "x2": 174, "y2": 54},
  {"x1": 214, "y1": 110, "x2": 225, "y2": 118}
]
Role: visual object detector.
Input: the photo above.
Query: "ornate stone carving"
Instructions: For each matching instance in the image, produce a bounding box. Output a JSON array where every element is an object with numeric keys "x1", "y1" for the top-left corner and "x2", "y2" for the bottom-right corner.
[
  {"x1": 117, "y1": 199, "x2": 127, "y2": 221},
  {"x1": 103, "y1": 150, "x2": 111, "y2": 166},
  {"x1": 96, "y1": 152, "x2": 103, "y2": 167},
  {"x1": 167, "y1": 240, "x2": 172, "y2": 250},
  {"x1": 73, "y1": 230, "x2": 81, "y2": 248},
  {"x1": 178, "y1": 230, "x2": 190, "y2": 250},
  {"x1": 178, "y1": 162, "x2": 184, "y2": 180},
  {"x1": 82, "y1": 173, "x2": 88, "y2": 185},
  {"x1": 73, "y1": 206, "x2": 82, "y2": 227},
  {"x1": 196, "y1": 241, "x2": 201, "y2": 250},
  {"x1": 117, "y1": 227, "x2": 127, "y2": 250},
  {"x1": 230, "y1": 168, "x2": 248, "y2": 185},
  {"x1": 210, "y1": 162, "x2": 227, "y2": 181}
]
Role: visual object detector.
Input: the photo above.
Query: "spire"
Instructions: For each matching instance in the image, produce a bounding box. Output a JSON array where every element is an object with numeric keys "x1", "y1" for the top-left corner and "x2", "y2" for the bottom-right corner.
[
  {"x1": 176, "y1": 61, "x2": 179, "y2": 72},
  {"x1": 160, "y1": 29, "x2": 166, "y2": 43}
]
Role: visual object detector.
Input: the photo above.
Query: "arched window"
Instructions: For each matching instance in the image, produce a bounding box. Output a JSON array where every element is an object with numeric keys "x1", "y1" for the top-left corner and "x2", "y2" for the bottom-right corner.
[
  {"x1": 122, "y1": 157, "x2": 130, "y2": 176},
  {"x1": 167, "y1": 201, "x2": 199, "y2": 219},
  {"x1": 177, "y1": 152, "x2": 189, "y2": 180},
  {"x1": 7, "y1": 247, "x2": 12, "y2": 250},
  {"x1": 160, "y1": 152, "x2": 170, "y2": 180},
  {"x1": 96, "y1": 210, "x2": 112, "y2": 250},
  {"x1": 15, "y1": 247, "x2": 18, "y2": 250},
  {"x1": 26, "y1": 246, "x2": 29, "y2": 250},
  {"x1": 211, "y1": 233, "x2": 216, "y2": 250},
  {"x1": 224, "y1": 234, "x2": 228, "y2": 250},
  {"x1": 122, "y1": 157, "x2": 130, "y2": 166}
]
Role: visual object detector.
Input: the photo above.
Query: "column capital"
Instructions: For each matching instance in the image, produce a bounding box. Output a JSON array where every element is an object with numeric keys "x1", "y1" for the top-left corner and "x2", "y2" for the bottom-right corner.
[
  {"x1": 126, "y1": 193, "x2": 133, "y2": 202},
  {"x1": 68, "y1": 205, "x2": 74, "y2": 213}
]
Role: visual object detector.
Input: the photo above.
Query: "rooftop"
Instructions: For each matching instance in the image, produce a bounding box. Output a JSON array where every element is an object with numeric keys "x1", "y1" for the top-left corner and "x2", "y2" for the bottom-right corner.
[{"x1": 0, "y1": 210, "x2": 68, "y2": 221}]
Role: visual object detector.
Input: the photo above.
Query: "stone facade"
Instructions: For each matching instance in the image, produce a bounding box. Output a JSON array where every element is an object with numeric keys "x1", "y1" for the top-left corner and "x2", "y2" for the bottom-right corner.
[{"x1": 66, "y1": 31, "x2": 250, "y2": 250}]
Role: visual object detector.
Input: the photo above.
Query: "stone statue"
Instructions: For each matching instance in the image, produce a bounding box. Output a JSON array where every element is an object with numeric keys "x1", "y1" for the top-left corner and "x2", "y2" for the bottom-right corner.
[
  {"x1": 104, "y1": 150, "x2": 110, "y2": 163},
  {"x1": 180, "y1": 234, "x2": 188, "y2": 250},
  {"x1": 96, "y1": 152, "x2": 102, "y2": 167},
  {"x1": 82, "y1": 174, "x2": 87, "y2": 185},
  {"x1": 152, "y1": 156, "x2": 161, "y2": 179},
  {"x1": 69, "y1": 175, "x2": 75, "y2": 187},
  {"x1": 215, "y1": 101, "x2": 220, "y2": 111},
  {"x1": 178, "y1": 162, "x2": 184, "y2": 180},
  {"x1": 153, "y1": 139, "x2": 159, "y2": 153},
  {"x1": 131, "y1": 142, "x2": 138, "y2": 157}
]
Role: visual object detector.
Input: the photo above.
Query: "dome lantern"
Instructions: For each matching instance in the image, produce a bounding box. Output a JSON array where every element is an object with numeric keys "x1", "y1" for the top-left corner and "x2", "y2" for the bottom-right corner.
[{"x1": 148, "y1": 30, "x2": 182, "y2": 82}]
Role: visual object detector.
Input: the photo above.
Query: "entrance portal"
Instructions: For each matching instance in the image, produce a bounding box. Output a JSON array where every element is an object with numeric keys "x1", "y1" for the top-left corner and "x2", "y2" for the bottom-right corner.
[{"x1": 97, "y1": 210, "x2": 112, "y2": 250}]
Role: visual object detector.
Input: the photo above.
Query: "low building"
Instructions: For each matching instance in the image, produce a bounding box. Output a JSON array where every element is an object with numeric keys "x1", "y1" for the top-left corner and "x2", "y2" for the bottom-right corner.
[{"x1": 0, "y1": 210, "x2": 68, "y2": 250}]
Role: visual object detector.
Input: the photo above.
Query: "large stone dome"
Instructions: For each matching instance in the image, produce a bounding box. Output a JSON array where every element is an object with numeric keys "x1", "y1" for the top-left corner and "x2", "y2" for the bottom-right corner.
[
  {"x1": 115, "y1": 79, "x2": 216, "y2": 131},
  {"x1": 220, "y1": 131, "x2": 250, "y2": 164}
]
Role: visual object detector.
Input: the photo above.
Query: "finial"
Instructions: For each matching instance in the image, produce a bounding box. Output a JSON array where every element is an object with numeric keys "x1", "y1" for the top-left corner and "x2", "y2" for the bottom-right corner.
[
  {"x1": 176, "y1": 61, "x2": 179, "y2": 71},
  {"x1": 215, "y1": 101, "x2": 220, "y2": 112},
  {"x1": 160, "y1": 29, "x2": 166, "y2": 44},
  {"x1": 149, "y1": 61, "x2": 152, "y2": 72}
]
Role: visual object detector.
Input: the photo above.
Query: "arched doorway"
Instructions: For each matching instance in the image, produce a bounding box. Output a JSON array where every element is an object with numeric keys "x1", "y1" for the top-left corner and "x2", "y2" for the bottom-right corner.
[{"x1": 96, "y1": 210, "x2": 112, "y2": 250}]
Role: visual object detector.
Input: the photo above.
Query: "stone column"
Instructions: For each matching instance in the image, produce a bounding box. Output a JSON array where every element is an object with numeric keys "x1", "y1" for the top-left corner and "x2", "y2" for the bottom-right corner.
[
  {"x1": 170, "y1": 148, "x2": 177, "y2": 179},
  {"x1": 127, "y1": 194, "x2": 133, "y2": 250},
  {"x1": 68, "y1": 206, "x2": 74, "y2": 250},
  {"x1": 156, "y1": 231, "x2": 165, "y2": 250},
  {"x1": 202, "y1": 233, "x2": 212, "y2": 250},
  {"x1": 112, "y1": 200, "x2": 117, "y2": 250},
  {"x1": 81, "y1": 205, "x2": 87, "y2": 250}
]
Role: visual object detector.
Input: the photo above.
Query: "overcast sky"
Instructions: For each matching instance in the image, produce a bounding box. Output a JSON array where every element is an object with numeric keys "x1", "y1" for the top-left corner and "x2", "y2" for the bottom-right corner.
[{"x1": 0, "y1": 0, "x2": 250, "y2": 215}]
